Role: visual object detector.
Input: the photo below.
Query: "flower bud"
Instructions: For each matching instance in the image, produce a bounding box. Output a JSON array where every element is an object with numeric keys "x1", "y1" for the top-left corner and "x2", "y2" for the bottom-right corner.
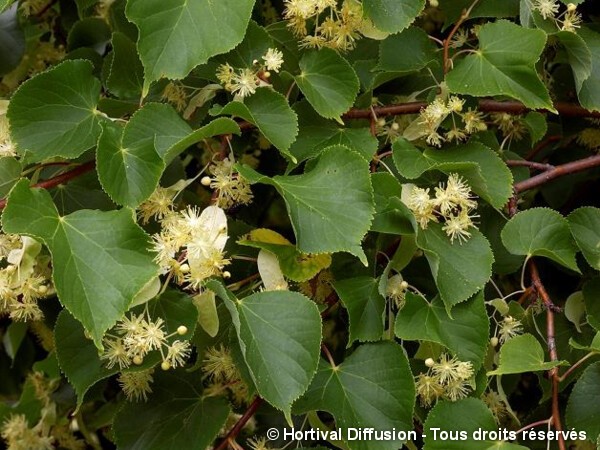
[
  {"x1": 133, "y1": 355, "x2": 143, "y2": 365},
  {"x1": 567, "y1": 3, "x2": 577, "y2": 11},
  {"x1": 223, "y1": 271, "x2": 232, "y2": 279},
  {"x1": 201, "y1": 176, "x2": 212, "y2": 186},
  {"x1": 490, "y1": 337, "x2": 499, "y2": 347},
  {"x1": 161, "y1": 361, "x2": 171, "y2": 371},
  {"x1": 177, "y1": 325, "x2": 188, "y2": 335},
  {"x1": 425, "y1": 357, "x2": 435, "y2": 368}
]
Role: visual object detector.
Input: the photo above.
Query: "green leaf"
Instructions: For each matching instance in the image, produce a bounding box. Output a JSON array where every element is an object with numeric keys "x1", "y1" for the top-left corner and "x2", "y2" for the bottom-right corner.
[
  {"x1": 2, "y1": 180, "x2": 158, "y2": 347},
  {"x1": 395, "y1": 292, "x2": 489, "y2": 369},
  {"x1": 7, "y1": 60, "x2": 104, "y2": 162},
  {"x1": 523, "y1": 111, "x2": 547, "y2": 145},
  {"x1": 377, "y1": 27, "x2": 437, "y2": 73},
  {"x1": 0, "y1": 4, "x2": 25, "y2": 76},
  {"x1": 295, "y1": 49, "x2": 359, "y2": 121},
  {"x1": 446, "y1": 20, "x2": 554, "y2": 111},
  {"x1": 104, "y1": 32, "x2": 144, "y2": 99},
  {"x1": 583, "y1": 278, "x2": 600, "y2": 332},
  {"x1": 333, "y1": 277, "x2": 386, "y2": 345},
  {"x1": 113, "y1": 370, "x2": 230, "y2": 450},
  {"x1": 289, "y1": 102, "x2": 377, "y2": 164},
  {"x1": 238, "y1": 145, "x2": 374, "y2": 264},
  {"x1": 417, "y1": 223, "x2": 493, "y2": 309},
  {"x1": 441, "y1": 0, "x2": 520, "y2": 29},
  {"x1": 371, "y1": 173, "x2": 416, "y2": 235},
  {"x1": 54, "y1": 310, "x2": 118, "y2": 409},
  {"x1": 568, "y1": 207, "x2": 600, "y2": 271},
  {"x1": 488, "y1": 333, "x2": 567, "y2": 375},
  {"x1": 294, "y1": 342, "x2": 415, "y2": 450},
  {"x1": 67, "y1": 17, "x2": 111, "y2": 53},
  {"x1": 211, "y1": 88, "x2": 298, "y2": 159},
  {"x1": 216, "y1": 20, "x2": 273, "y2": 68},
  {"x1": 362, "y1": 0, "x2": 425, "y2": 34},
  {"x1": 97, "y1": 103, "x2": 192, "y2": 207},
  {"x1": 577, "y1": 28, "x2": 600, "y2": 112},
  {"x1": 208, "y1": 281, "x2": 322, "y2": 420},
  {"x1": 0, "y1": 156, "x2": 21, "y2": 197},
  {"x1": 423, "y1": 398, "x2": 528, "y2": 450},
  {"x1": 125, "y1": 0, "x2": 254, "y2": 93},
  {"x1": 557, "y1": 30, "x2": 592, "y2": 94},
  {"x1": 501, "y1": 208, "x2": 580, "y2": 272},
  {"x1": 2, "y1": 320, "x2": 27, "y2": 362},
  {"x1": 566, "y1": 361, "x2": 600, "y2": 442},
  {"x1": 392, "y1": 139, "x2": 513, "y2": 209}
]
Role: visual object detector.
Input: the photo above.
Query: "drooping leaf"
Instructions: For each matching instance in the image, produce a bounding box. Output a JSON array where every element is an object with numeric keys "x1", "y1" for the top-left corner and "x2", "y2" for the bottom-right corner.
[
  {"x1": 577, "y1": 28, "x2": 600, "y2": 112},
  {"x1": 7, "y1": 60, "x2": 104, "y2": 162},
  {"x1": 2, "y1": 180, "x2": 158, "y2": 347},
  {"x1": 566, "y1": 361, "x2": 600, "y2": 443},
  {"x1": 377, "y1": 27, "x2": 437, "y2": 73},
  {"x1": 208, "y1": 281, "x2": 322, "y2": 421},
  {"x1": 568, "y1": 207, "x2": 600, "y2": 271},
  {"x1": 0, "y1": 156, "x2": 21, "y2": 197},
  {"x1": 113, "y1": 370, "x2": 230, "y2": 450},
  {"x1": 96, "y1": 103, "x2": 191, "y2": 207},
  {"x1": 333, "y1": 277, "x2": 386, "y2": 345},
  {"x1": 501, "y1": 208, "x2": 580, "y2": 272},
  {"x1": 104, "y1": 32, "x2": 144, "y2": 99},
  {"x1": 395, "y1": 292, "x2": 489, "y2": 369},
  {"x1": 238, "y1": 145, "x2": 374, "y2": 264},
  {"x1": 488, "y1": 333, "x2": 567, "y2": 375},
  {"x1": 423, "y1": 398, "x2": 529, "y2": 450},
  {"x1": 362, "y1": 0, "x2": 425, "y2": 34},
  {"x1": 210, "y1": 88, "x2": 298, "y2": 159},
  {"x1": 295, "y1": 48, "x2": 359, "y2": 121},
  {"x1": 417, "y1": 223, "x2": 494, "y2": 309},
  {"x1": 392, "y1": 138, "x2": 513, "y2": 209},
  {"x1": 446, "y1": 20, "x2": 554, "y2": 111},
  {"x1": 125, "y1": 0, "x2": 255, "y2": 93},
  {"x1": 294, "y1": 342, "x2": 415, "y2": 450},
  {"x1": 557, "y1": 30, "x2": 592, "y2": 94}
]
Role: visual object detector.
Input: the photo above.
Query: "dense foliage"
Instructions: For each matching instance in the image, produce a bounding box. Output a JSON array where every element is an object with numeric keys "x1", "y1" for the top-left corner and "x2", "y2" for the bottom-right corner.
[{"x1": 1, "y1": 0, "x2": 600, "y2": 449}]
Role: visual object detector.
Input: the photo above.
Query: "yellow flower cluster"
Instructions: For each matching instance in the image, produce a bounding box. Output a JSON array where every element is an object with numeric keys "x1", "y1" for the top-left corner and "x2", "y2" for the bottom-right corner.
[
  {"x1": 201, "y1": 157, "x2": 254, "y2": 209},
  {"x1": 203, "y1": 344, "x2": 251, "y2": 405},
  {"x1": 533, "y1": 0, "x2": 581, "y2": 31},
  {"x1": 415, "y1": 353, "x2": 474, "y2": 407},
  {"x1": 0, "y1": 113, "x2": 16, "y2": 157},
  {"x1": 405, "y1": 174, "x2": 478, "y2": 244}
]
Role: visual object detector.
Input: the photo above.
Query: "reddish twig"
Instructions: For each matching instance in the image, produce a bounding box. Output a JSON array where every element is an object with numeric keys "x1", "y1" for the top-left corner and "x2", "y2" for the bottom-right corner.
[
  {"x1": 515, "y1": 418, "x2": 552, "y2": 436},
  {"x1": 529, "y1": 260, "x2": 566, "y2": 450},
  {"x1": 0, "y1": 160, "x2": 96, "y2": 210},
  {"x1": 505, "y1": 160, "x2": 554, "y2": 171},
  {"x1": 214, "y1": 396, "x2": 263, "y2": 450},
  {"x1": 514, "y1": 154, "x2": 600, "y2": 193}
]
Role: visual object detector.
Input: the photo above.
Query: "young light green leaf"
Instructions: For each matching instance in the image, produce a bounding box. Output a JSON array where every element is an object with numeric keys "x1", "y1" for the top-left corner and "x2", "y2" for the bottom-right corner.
[
  {"x1": 7, "y1": 60, "x2": 104, "y2": 162},
  {"x1": 96, "y1": 103, "x2": 192, "y2": 207},
  {"x1": 54, "y1": 310, "x2": 118, "y2": 409},
  {"x1": 488, "y1": 333, "x2": 568, "y2": 375},
  {"x1": 113, "y1": 370, "x2": 230, "y2": 450},
  {"x1": 362, "y1": 0, "x2": 425, "y2": 34},
  {"x1": 566, "y1": 362, "x2": 600, "y2": 442},
  {"x1": 564, "y1": 291, "x2": 585, "y2": 333},
  {"x1": 238, "y1": 145, "x2": 374, "y2": 264},
  {"x1": 295, "y1": 48, "x2": 359, "y2": 121},
  {"x1": 2, "y1": 180, "x2": 158, "y2": 347},
  {"x1": 395, "y1": 292, "x2": 489, "y2": 369},
  {"x1": 446, "y1": 20, "x2": 554, "y2": 111},
  {"x1": 377, "y1": 27, "x2": 437, "y2": 73},
  {"x1": 424, "y1": 398, "x2": 529, "y2": 450},
  {"x1": 193, "y1": 290, "x2": 219, "y2": 338},
  {"x1": 568, "y1": 207, "x2": 600, "y2": 270},
  {"x1": 210, "y1": 88, "x2": 298, "y2": 159},
  {"x1": 104, "y1": 32, "x2": 144, "y2": 99},
  {"x1": 501, "y1": 208, "x2": 580, "y2": 272},
  {"x1": 392, "y1": 139, "x2": 513, "y2": 209},
  {"x1": 125, "y1": 0, "x2": 254, "y2": 93},
  {"x1": 333, "y1": 277, "x2": 386, "y2": 345},
  {"x1": 208, "y1": 281, "x2": 322, "y2": 421},
  {"x1": 294, "y1": 342, "x2": 415, "y2": 450},
  {"x1": 0, "y1": 156, "x2": 21, "y2": 197},
  {"x1": 417, "y1": 223, "x2": 493, "y2": 309}
]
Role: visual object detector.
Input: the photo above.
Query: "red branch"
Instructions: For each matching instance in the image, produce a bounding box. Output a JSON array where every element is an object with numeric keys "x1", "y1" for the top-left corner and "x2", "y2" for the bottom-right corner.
[
  {"x1": 0, "y1": 160, "x2": 96, "y2": 210},
  {"x1": 505, "y1": 160, "x2": 554, "y2": 171},
  {"x1": 529, "y1": 261, "x2": 565, "y2": 450},
  {"x1": 514, "y1": 154, "x2": 600, "y2": 193},
  {"x1": 214, "y1": 396, "x2": 263, "y2": 450}
]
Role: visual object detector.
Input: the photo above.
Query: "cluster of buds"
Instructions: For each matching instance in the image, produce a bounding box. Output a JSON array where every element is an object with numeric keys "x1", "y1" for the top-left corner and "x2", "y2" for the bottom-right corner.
[
  {"x1": 284, "y1": 0, "x2": 366, "y2": 52},
  {"x1": 216, "y1": 48, "x2": 284, "y2": 99},
  {"x1": 415, "y1": 353, "x2": 474, "y2": 407},
  {"x1": 200, "y1": 157, "x2": 253, "y2": 209},
  {"x1": 533, "y1": 1, "x2": 581, "y2": 31},
  {"x1": 138, "y1": 188, "x2": 231, "y2": 290},
  {"x1": 0, "y1": 234, "x2": 53, "y2": 322},
  {"x1": 418, "y1": 96, "x2": 487, "y2": 147},
  {"x1": 405, "y1": 174, "x2": 478, "y2": 244},
  {"x1": 202, "y1": 345, "x2": 251, "y2": 405},
  {"x1": 101, "y1": 311, "x2": 191, "y2": 372}
]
